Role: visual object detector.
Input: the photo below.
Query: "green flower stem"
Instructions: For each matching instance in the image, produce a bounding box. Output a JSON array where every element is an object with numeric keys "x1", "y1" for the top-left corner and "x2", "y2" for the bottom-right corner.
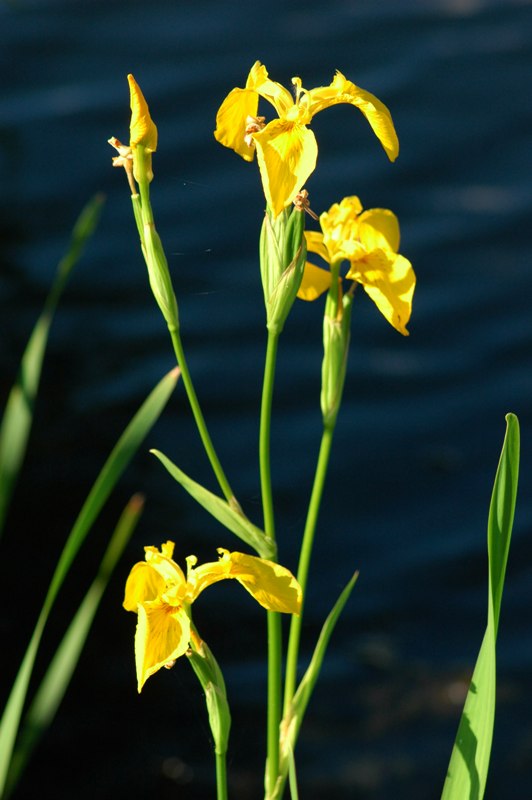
[
  {"x1": 167, "y1": 326, "x2": 235, "y2": 504},
  {"x1": 260, "y1": 331, "x2": 279, "y2": 540},
  {"x1": 266, "y1": 610, "x2": 283, "y2": 796},
  {"x1": 131, "y1": 149, "x2": 235, "y2": 505},
  {"x1": 283, "y1": 421, "x2": 336, "y2": 713},
  {"x1": 215, "y1": 751, "x2": 228, "y2": 800},
  {"x1": 259, "y1": 330, "x2": 282, "y2": 794},
  {"x1": 283, "y1": 264, "x2": 344, "y2": 714}
]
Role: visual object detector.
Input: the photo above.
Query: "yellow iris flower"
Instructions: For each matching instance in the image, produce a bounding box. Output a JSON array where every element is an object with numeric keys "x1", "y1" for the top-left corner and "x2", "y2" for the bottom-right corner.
[
  {"x1": 298, "y1": 196, "x2": 415, "y2": 335},
  {"x1": 123, "y1": 541, "x2": 302, "y2": 692},
  {"x1": 214, "y1": 61, "x2": 399, "y2": 217}
]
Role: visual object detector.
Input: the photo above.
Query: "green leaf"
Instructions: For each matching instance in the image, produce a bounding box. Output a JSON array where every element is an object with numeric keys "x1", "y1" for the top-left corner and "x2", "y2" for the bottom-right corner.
[
  {"x1": 274, "y1": 572, "x2": 358, "y2": 800},
  {"x1": 151, "y1": 449, "x2": 275, "y2": 559},
  {"x1": 0, "y1": 194, "x2": 105, "y2": 537},
  {"x1": 4, "y1": 494, "x2": 144, "y2": 798},
  {"x1": 0, "y1": 368, "x2": 179, "y2": 795},
  {"x1": 441, "y1": 413, "x2": 519, "y2": 800}
]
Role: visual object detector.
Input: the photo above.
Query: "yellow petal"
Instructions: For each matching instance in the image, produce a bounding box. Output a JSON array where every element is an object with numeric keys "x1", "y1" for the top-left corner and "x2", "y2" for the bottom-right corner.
[
  {"x1": 297, "y1": 261, "x2": 332, "y2": 301},
  {"x1": 304, "y1": 231, "x2": 330, "y2": 265},
  {"x1": 319, "y1": 196, "x2": 364, "y2": 262},
  {"x1": 123, "y1": 562, "x2": 166, "y2": 612},
  {"x1": 254, "y1": 120, "x2": 318, "y2": 216},
  {"x1": 308, "y1": 71, "x2": 398, "y2": 162},
  {"x1": 190, "y1": 549, "x2": 302, "y2": 615},
  {"x1": 127, "y1": 74, "x2": 158, "y2": 151},
  {"x1": 135, "y1": 599, "x2": 190, "y2": 692},
  {"x1": 248, "y1": 61, "x2": 294, "y2": 117},
  {"x1": 214, "y1": 86, "x2": 259, "y2": 161},
  {"x1": 357, "y1": 208, "x2": 400, "y2": 252},
  {"x1": 144, "y1": 541, "x2": 187, "y2": 587},
  {"x1": 346, "y1": 252, "x2": 415, "y2": 335}
]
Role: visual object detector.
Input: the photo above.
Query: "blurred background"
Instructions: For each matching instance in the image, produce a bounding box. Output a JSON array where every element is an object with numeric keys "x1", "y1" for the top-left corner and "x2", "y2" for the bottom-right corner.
[{"x1": 2, "y1": 0, "x2": 532, "y2": 797}]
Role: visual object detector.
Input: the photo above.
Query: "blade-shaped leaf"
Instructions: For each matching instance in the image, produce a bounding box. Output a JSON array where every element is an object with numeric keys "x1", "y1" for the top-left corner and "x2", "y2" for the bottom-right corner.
[
  {"x1": 0, "y1": 368, "x2": 179, "y2": 794},
  {"x1": 272, "y1": 572, "x2": 358, "y2": 800},
  {"x1": 0, "y1": 194, "x2": 105, "y2": 536},
  {"x1": 151, "y1": 449, "x2": 275, "y2": 559},
  {"x1": 441, "y1": 413, "x2": 519, "y2": 800},
  {"x1": 4, "y1": 494, "x2": 144, "y2": 798}
]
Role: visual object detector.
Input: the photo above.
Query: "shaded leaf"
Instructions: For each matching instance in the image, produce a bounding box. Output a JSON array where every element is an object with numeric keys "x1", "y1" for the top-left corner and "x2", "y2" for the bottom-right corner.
[
  {"x1": 0, "y1": 368, "x2": 178, "y2": 794},
  {"x1": 4, "y1": 494, "x2": 144, "y2": 797},
  {"x1": 0, "y1": 194, "x2": 104, "y2": 536}
]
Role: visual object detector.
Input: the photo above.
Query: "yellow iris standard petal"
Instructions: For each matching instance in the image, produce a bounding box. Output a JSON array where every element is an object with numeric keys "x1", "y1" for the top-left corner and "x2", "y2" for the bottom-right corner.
[
  {"x1": 254, "y1": 120, "x2": 318, "y2": 216},
  {"x1": 308, "y1": 71, "x2": 399, "y2": 162},
  {"x1": 135, "y1": 599, "x2": 190, "y2": 693},
  {"x1": 248, "y1": 61, "x2": 294, "y2": 116},
  {"x1": 297, "y1": 261, "x2": 333, "y2": 301},
  {"x1": 214, "y1": 87, "x2": 259, "y2": 162},
  {"x1": 346, "y1": 251, "x2": 415, "y2": 335},
  {"x1": 127, "y1": 73, "x2": 158, "y2": 151},
  {"x1": 144, "y1": 541, "x2": 187, "y2": 587}
]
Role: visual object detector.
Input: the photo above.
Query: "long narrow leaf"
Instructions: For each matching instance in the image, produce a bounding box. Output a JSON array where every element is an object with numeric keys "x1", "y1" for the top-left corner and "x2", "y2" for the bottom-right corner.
[
  {"x1": 4, "y1": 494, "x2": 144, "y2": 797},
  {"x1": 441, "y1": 413, "x2": 519, "y2": 800},
  {"x1": 151, "y1": 449, "x2": 275, "y2": 559},
  {"x1": 274, "y1": 572, "x2": 358, "y2": 800},
  {"x1": 0, "y1": 367, "x2": 179, "y2": 795},
  {"x1": 0, "y1": 194, "x2": 104, "y2": 537}
]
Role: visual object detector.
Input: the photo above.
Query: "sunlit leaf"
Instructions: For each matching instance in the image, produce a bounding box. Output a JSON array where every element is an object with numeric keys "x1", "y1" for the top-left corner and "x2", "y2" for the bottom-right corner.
[
  {"x1": 151, "y1": 449, "x2": 275, "y2": 559},
  {"x1": 441, "y1": 413, "x2": 519, "y2": 800}
]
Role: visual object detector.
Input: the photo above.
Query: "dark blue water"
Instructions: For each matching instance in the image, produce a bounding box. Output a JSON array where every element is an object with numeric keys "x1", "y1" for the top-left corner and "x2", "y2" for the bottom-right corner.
[{"x1": 2, "y1": 0, "x2": 532, "y2": 797}]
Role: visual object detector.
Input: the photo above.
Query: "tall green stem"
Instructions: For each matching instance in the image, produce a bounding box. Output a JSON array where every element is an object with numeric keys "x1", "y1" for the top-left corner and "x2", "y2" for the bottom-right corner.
[
  {"x1": 132, "y1": 155, "x2": 235, "y2": 504},
  {"x1": 168, "y1": 327, "x2": 235, "y2": 503},
  {"x1": 259, "y1": 331, "x2": 282, "y2": 795},
  {"x1": 283, "y1": 266, "x2": 345, "y2": 714},
  {"x1": 283, "y1": 422, "x2": 336, "y2": 713},
  {"x1": 260, "y1": 332, "x2": 279, "y2": 538},
  {"x1": 215, "y1": 751, "x2": 228, "y2": 800}
]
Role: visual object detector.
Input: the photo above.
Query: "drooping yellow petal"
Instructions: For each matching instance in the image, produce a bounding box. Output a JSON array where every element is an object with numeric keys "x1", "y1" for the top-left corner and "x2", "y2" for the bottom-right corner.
[
  {"x1": 254, "y1": 119, "x2": 318, "y2": 216},
  {"x1": 308, "y1": 71, "x2": 398, "y2": 162},
  {"x1": 135, "y1": 599, "x2": 190, "y2": 692},
  {"x1": 297, "y1": 261, "x2": 333, "y2": 301},
  {"x1": 358, "y1": 208, "x2": 400, "y2": 252},
  {"x1": 189, "y1": 549, "x2": 302, "y2": 615},
  {"x1": 123, "y1": 562, "x2": 166, "y2": 612},
  {"x1": 127, "y1": 74, "x2": 158, "y2": 151},
  {"x1": 346, "y1": 252, "x2": 415, "y2": 335},
  {"x1": 214, "y1": 87, "x2": 260, "y2": 161}
]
